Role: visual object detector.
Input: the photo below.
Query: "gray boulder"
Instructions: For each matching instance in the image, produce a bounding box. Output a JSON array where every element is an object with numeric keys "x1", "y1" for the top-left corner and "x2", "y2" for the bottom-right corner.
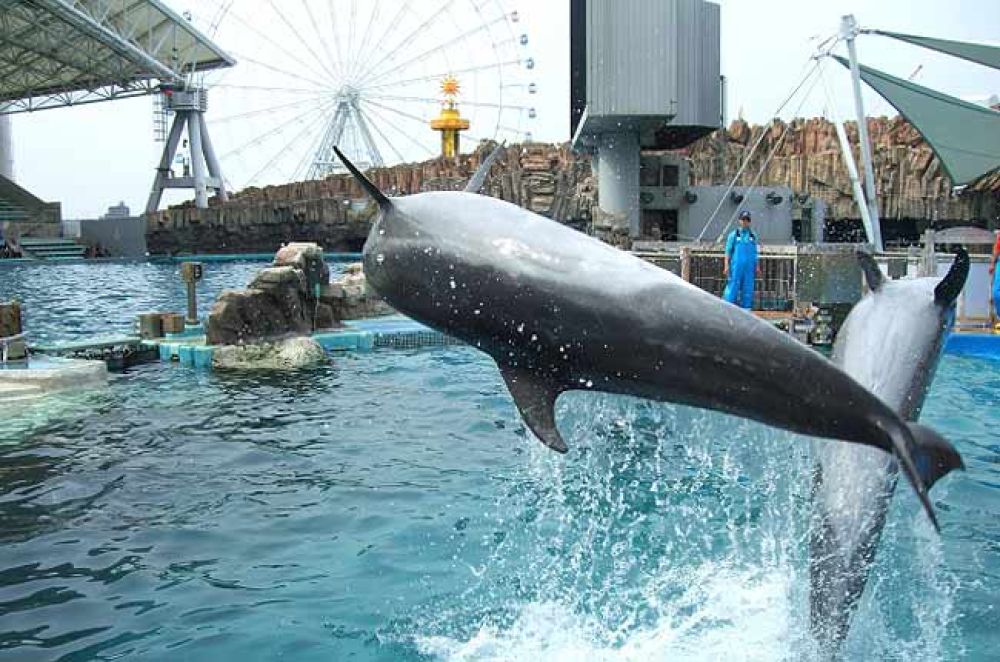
[
  {"x1": 274, "y1": 242, "x2": 329, "y2": 295},
  {"x1": 321, "y1": 263, "x2": 395, "y2": 321},
  {"x1": 212, "y1": 336, "x2": 327, "y2": 370}
]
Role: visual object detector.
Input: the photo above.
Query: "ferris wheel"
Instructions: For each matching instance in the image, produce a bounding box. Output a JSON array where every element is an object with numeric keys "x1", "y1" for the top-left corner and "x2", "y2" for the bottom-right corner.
[{"x1": 170, "y1": 0, "x2": 537, "y2": 192}]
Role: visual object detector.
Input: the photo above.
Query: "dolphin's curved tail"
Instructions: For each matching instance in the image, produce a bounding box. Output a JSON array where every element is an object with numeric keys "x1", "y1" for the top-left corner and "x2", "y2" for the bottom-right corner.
[
  {"x1": 891, "y1": 422, "x2": 964, "y2": 530},
  {"x1": 906, "y1": 422, "x2": 965, "y2": 489}
]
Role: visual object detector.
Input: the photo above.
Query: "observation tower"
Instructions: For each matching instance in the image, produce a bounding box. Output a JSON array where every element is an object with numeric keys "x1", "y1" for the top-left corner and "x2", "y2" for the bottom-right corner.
[{"x1": 430, "y1": 76, "x2": 470, "y2": 159}]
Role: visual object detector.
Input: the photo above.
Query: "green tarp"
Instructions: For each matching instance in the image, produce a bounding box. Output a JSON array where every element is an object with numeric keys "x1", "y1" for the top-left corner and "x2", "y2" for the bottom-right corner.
[
  {"x1": 873, "y1": 30, "x2": 1000, "y2": 71},
  {"x1": 834, "y1": 55, "x2": 1000, "y2": 186}
]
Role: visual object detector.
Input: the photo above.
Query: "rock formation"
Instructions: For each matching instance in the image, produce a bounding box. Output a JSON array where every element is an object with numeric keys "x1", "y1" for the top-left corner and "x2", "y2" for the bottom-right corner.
[
  {"x1": 684, "y1": 116, "x2": 997, "y2": 223},
  {"x1": 205, "y1": 243, "x2": 393, "y2": 347},
  {"x1": 212, "y1": 336, "x2": 327, "y2": 370},
  {"x1": 318, "y1": 263, "x2": 395, "y2": 321},
  {"x1": 146, "y1": 118, "x2": 998, "y2": 255},
  {"x1": 206, "y1": 243, "x2": 335, "y2": 346}
]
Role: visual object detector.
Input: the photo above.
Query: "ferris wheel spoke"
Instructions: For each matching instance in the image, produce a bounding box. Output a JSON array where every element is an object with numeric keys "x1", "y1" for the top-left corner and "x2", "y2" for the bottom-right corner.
[
  {"x1": 366, "y1": 93, "x2": 527, "y2": 111},
  {"x1": 324, "y1": 0, "x2": 350, "y2": 83},
  {"x1": 265, "y1": 0, "x2": 339, "y2": 86},
  {"x1": 345, "y1": 0, "x2": 358, "y2": 76},
  {"x1": 348, "y1": 1, "x2": 409, "y2": 84},
  {"x1": 345, "y1": 0, "x2": 382, "y2": 83},
  {"x1": 225, "y1": 49, "x2": 334, "y2": 92},
  {"x1": 245, "y1": 105, "x2": 333, "y2": 186},
  {"x1": 361, "y1": 101, "x2": 437, "y2": 159},
  {"x1": 363, "y1": 16, "x2": 508, "y2": 89},
  {"x1": 353, "y1": 0, "x2": 458, "y2": 87},
  {"x1": 218, "y1": 100, "x2": 332, "y2": 162},
  {"x1": 364, "y1": 59, "x2": 521, "y2": 93},
  {"x1": 357, "y1": 104, "x2": 407, "y2": 164},
  {"x1": 210, "y1": 95, "x2": 332, "y2": 125},
  {"x1": 213, "y1": 4, "x2": 335, "y2": 87},
  {"x1": 300, "y1": 0, "x2": 344, "y2": 84}
]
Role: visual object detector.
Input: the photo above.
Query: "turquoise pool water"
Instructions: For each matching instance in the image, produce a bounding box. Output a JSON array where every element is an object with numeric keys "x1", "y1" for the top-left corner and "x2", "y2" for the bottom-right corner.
[
  {"x1": 0, "y1": 258, "x2": 348, "y2": 344},
  {"x1": 1, "y1": 262, "x2": 998, "y2": 661}
]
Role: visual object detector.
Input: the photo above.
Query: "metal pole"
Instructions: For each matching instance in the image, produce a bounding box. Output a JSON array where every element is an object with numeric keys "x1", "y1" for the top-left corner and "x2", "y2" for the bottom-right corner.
[
  {"x1": 197, "y1": 112, "x2": 228, "y2": 202},
  {"x1": 187, "y1": 111, "x2": 209, "y2": 208},
  {"x1": 145, "y1": 111, "x2": 187, "y2": 214},
  {"x1": 186, "y1": 280, "x2": 198, "y2": 325},
  {"x1": 841, "y1": 14, "x2": 883, "y2": 252},
  {"x1": 819, "y1": 61, "x2": 874, "y2": 244},
  {"x1": 0, "y1": 115, "x2": 13, "y2": 180}
]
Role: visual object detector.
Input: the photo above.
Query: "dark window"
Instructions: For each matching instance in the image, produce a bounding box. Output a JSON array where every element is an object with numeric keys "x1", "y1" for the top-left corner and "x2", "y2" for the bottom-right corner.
[
  {"x1": 640, "y1": 158, "x2": 660, "y2": 186},
  {"x1": 641, "y1": 209, "x2": 678, "y2": 241},
  {"x1": 661, "y1": 165, "x2": 679, "y2": 187}
]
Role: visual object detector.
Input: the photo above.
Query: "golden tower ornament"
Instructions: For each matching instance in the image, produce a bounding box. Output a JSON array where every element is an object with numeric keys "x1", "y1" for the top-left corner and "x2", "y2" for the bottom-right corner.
[{"x1": 430, "y1": 75, "x2": 470, "y2": 158}]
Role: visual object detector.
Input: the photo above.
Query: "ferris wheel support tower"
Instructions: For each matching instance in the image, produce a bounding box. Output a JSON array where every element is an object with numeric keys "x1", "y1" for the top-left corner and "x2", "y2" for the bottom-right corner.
[{"x1": 307, "y1": 88, "x2": 384, "y2": 179}]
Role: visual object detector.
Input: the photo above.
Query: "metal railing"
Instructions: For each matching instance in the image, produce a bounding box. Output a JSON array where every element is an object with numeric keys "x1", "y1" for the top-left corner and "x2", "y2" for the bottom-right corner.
[{"x1": 685, "y1": 250, "x2": 796, "y2": 312}]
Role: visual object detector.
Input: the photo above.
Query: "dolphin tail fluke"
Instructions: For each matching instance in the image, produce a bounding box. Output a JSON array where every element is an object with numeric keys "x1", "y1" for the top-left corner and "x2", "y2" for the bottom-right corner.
[
  {"x1": 935, "y1": 247, "x2": 970, "y2": 305},
  {"x1": 333, "y1": 146, "x2": 392, "y2": 209},
  {"x1": 907, "y1": 422, "x2": 965, "y2": 489},
  {"x1": 889, "y1": 423, "x2": 964, "y2": 532},
  {"x1": 499, "y1": 364, "x2": 568, "y2": 453}
]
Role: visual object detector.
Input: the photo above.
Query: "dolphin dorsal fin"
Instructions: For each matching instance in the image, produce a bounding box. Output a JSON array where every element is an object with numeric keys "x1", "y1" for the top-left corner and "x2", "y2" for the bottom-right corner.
[
  {"x1": 498, "y1": 364, "x2": 568, "y2": 453},
  {"x1": 934, "y1": 247, "x2": 969, "y2": 305},
  {"x1": 856, "y1": 251, "x2": 884, "y2": 292},
  {"x1": 333, "y1": 146, "x2": 392, "y2": 209},
  {"x1": 464, "y1": 143, "x2": 504, "y2": 193}
]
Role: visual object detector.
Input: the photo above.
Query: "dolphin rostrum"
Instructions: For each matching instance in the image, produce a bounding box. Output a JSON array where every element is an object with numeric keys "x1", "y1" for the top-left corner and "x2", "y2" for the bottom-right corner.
[
  {"x1": 809, "y1": 249, "x2": 968, "y2": 650},
  {"x1": 334, "y1": 146, "x2": 963, "y2": 529}
]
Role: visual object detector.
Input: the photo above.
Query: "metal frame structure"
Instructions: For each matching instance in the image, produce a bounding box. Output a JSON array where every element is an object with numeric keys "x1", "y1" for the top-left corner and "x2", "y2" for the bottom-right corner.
[
  {"x1": 145, "y1": 87, "x2": 227, "y2": 213},
  {"x1": 0, "y1": 0, "x2": 234, "y2": 113},
  {"x1": 0, "y1": 0, "x2": 235, "y2": 211},
  {"x1": 201, "y1": 0, "x2": 533, "y2": 183},
  {"x1": 839, "y1": 14, "x2": 883, "y2": 252},
  {"x1": 307, "y1": 88, "x2": 384, "y2": 179}
]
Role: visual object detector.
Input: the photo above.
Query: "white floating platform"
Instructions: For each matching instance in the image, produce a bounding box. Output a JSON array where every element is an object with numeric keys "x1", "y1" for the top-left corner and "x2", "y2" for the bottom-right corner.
[{"x1": 0, "y1": 357, "x2": 108, "y2": 403}]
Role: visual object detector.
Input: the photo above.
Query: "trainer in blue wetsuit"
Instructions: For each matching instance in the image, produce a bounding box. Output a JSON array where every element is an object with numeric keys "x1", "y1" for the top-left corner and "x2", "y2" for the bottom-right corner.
[
  {"x1": 991, "y1": 231, "x2": 1000, "y2": 330},
  {"x1": 723, "y1": 210, "x2": 759, "y2": 310}
]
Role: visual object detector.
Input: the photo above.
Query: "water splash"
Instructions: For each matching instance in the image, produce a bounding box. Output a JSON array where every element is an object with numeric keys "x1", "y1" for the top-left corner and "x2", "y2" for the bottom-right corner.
[{"x1": 412, "y1": 390, "x2": 957, "y2": 661}]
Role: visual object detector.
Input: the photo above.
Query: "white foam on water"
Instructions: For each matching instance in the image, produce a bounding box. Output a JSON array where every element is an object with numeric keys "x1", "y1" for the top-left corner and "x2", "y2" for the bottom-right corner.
[{"x1": 416, "y1": 563, "x2": 810, "y2": 662}]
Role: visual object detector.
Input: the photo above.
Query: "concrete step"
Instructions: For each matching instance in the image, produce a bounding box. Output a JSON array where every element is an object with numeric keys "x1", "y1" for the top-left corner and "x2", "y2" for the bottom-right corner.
[
  {"x1": 0, "y1": 382, "x2": 45, "y2": 404},
  {"x1": 18, "y1": 238, "x2": 87, "y2": 260}
]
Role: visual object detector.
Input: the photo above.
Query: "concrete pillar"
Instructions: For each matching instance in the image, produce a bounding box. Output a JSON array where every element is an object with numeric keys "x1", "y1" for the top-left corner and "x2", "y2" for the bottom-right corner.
[
  {"x1": 0, "y1": 115, "x2": 13, "y2": 181},
  {"x1": 596, "y1": 131, "x2": 640, "y2": 237}
]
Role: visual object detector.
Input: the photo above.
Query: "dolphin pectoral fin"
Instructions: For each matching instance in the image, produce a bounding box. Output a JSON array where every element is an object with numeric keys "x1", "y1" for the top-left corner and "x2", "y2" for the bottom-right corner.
[
  {"x1": 499, "y1": 365, "x2": 568, "y2": 453},
  {"x1": 907, "y1": 422, "x2": 965, "y2": 489}
]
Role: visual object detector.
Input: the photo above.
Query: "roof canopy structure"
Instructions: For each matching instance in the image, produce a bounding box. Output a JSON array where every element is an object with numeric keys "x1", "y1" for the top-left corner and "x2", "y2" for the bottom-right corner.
[
  {"x1": 871, "y1": 29, "x2": 1000, "y2": 71},
  {"x1": 833, "y1": 51, "x2": 1000, "y2": 187},
  {"x1": 0, "y1": 0, "x2": 235, "y2": 113}
]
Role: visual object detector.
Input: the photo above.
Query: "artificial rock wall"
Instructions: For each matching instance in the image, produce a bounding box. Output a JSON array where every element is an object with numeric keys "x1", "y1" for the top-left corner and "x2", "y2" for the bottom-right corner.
[
  {"x1": 145, "y1": 117, "x2": 998, "y2": 255},
  {"x1": 145, "y1": 143, "x2": 596, "y2": 255},
  {"x1": 685, "y1": 116, "x2": 998, "y2": 224}
]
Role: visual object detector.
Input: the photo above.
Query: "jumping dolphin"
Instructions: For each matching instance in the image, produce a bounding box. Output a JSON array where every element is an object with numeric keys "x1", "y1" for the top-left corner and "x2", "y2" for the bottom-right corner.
[
  {"x1": 809, "y1": 249, "x2": 968, "y2": 651},
  {"x1": 334, "y1": 146, "x2": 963, "y2": 528}
]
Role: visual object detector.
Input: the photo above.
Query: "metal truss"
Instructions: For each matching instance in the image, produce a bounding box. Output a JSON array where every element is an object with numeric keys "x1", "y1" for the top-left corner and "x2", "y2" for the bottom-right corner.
[{"x1": 0, "y1": 0, "x2": 234, "y2": 114}]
